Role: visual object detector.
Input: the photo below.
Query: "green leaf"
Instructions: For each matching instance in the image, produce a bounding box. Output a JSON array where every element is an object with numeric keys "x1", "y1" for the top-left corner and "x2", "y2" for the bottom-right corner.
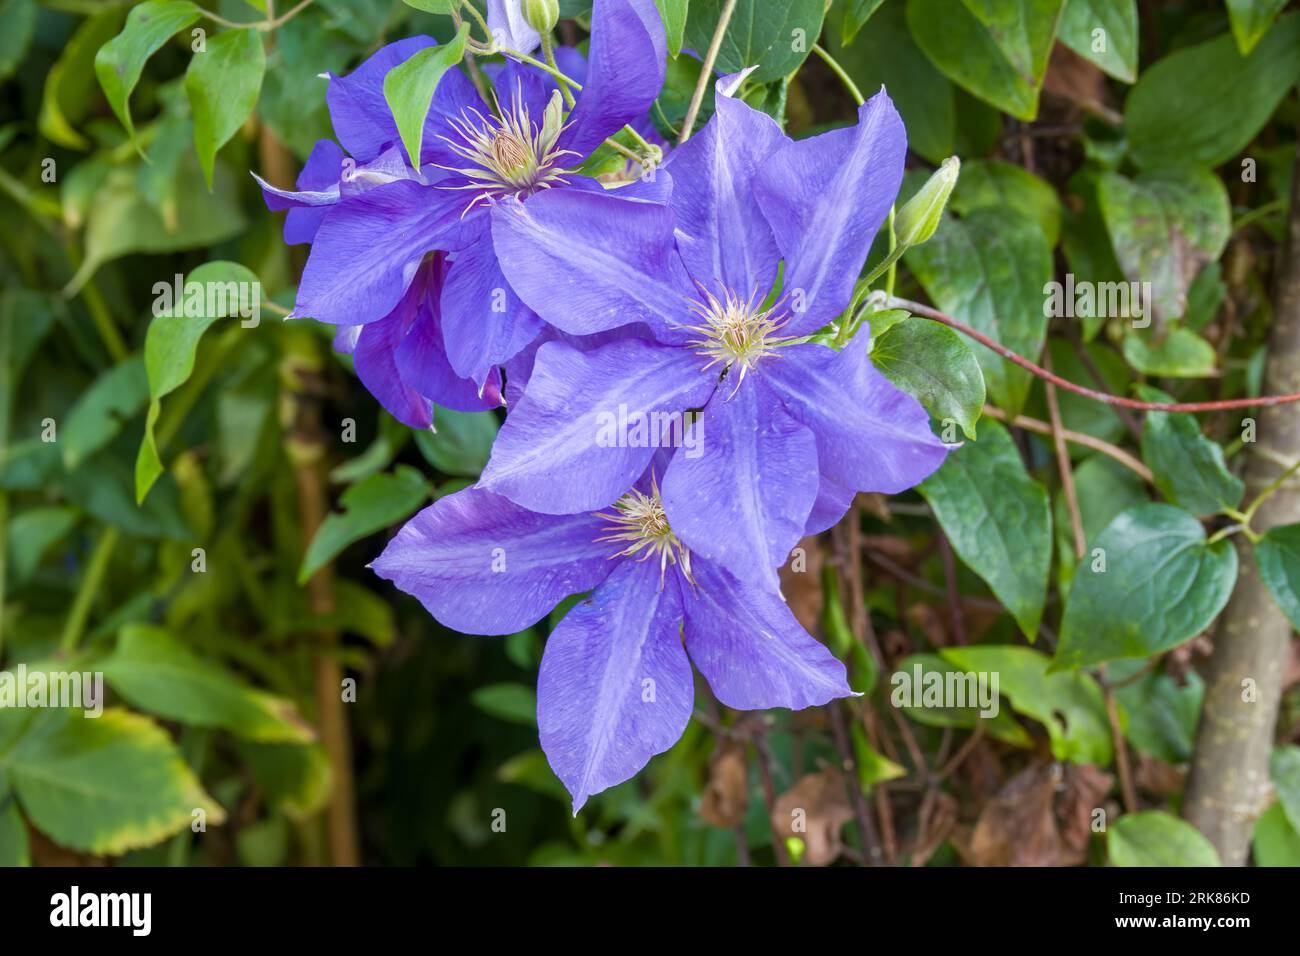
[
  {"x1": 298, "y1": 465, "x2": 431, "y2": 583},
  {"x1": 65, "y1": 159, "x2": 247, "y2": 296},
  {"x1": 950, "y1": 159, "x2": 1061, "y2": 247},
  {"x1": 186, "y1": 28, "x2": 266, "y2": 189},
  {"x1": 136, "y1": 261, "x2": 259, "y2": 503},
  {"x1": 101, "y1": 624, "x2": 314, "y2": 743},
  {"x1": 838, "y1": 0, "x2": 886, "y2": 45},
  {"x1": 62, "y1": 356, "x2": 149, "y2": 470},
  {"x1": 1257, "y1": 525, "x2": 1300, "y2": 632},
  {"x1": 1110, "y1": 811, "x2": 1221, "y2": 866},
  {"x1": 1055, "y1": 503, "x2": 1238, "y2": 669},
  {"x1": 1253, "y1": 801, "x2": 1300, "y2": 867},
  {"x1": 941, "y1": 645, "x2": 1112, "y2": 764},
  {"x1": 1139, "y1": 386, "x2": 1244, "y2": 516},
  {"x1": 0, "y1": 790, "x2": 29, "y2": 866},
  {"x1": 1270, "y1": 745, "x2": 1300, "y2": 833},
  {"x1": 851, "y1": 724, "x2": 905, "y2": 786},
  {"x1": 683, "y1": 0, "x2": 825, "y2": 84},
  {"x1": 471, "y1": 683, "x2": 538, "y2": 725},
  {"x1": 402, "y1": 0, "x2": 457, "y2": 11},
  {"x1": 906, "y1": 207, "x2": 1052, "y2": 417},
  {"x1": 40, "y1": 6, "x2": 127, "y2": 150},
  {"x1": 827, "y1": 1, "x2": 954, "y2": 165},
  {"x1": 383, "y1": 21, "x2": 469, "y2": 169},
  {"x1": 1226, "y1": 0, "x2": 1289, "y2": 56},
  {"x1": 918, "y1": 421, "x2": 1052, "y2": 639},
  {"x1": 93, "y1": 0, "x2": 201, "y2": 147},
  {"x1": 1057, "y1": 0, "x2": 1137, "y2": 83},
  {"x1": 1053, "y1": 453, "x2": 1147, "y2": 591},
  {"x1": 654, "y1": 0, "x2": 690, "y2": 56},
  {"x1": 1125, "y1": 13, "x2": 1300, "y2": 169},
  {"x1": 0, "y1": 0, "x2": 36, "y2": 81},
  {"x1": 1111, "y1": 662, "x2": 1203, "y2": 763},
  {"x1": 7, "y1": 506, "x2": 79, "y2": 584},
  {"x1": 1060, "y1": 171, "x2": 1127, "y2": 341},
  {"x1": 237, "y1": 741, "x2": 332, "y2": 820},
  {"x1": 1098, "y1": 169, "x2": 1231, "y2": 323},
  {"x1": 890, "y1": 655, "x2": 1034, "y2": 747},
  {"x1": 1123, "y1": 326, "x2": 1218, "y2": 378},
  {"x1": 0, "y1": 708, "x2": 223, "y2": 856},
  {"x1": 907, "y1": 0, "x2": 1064, "y2": 121},
  {"x1": 414, "y1": 408, "x2": 499, "y2": 477},
  {"x1": 871, "y1": 318, "x2": 985, "y2": 440}
]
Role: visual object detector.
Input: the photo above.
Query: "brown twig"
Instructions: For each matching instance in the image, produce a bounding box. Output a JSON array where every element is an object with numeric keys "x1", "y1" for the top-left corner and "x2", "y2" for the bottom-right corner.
[
  {"x1": 828, "y1": 701, "x2": 882, "y2": 865},
  {"x1": 980, "y1": 406, "x2": 1154, "y2": 484},
  {"x1": 1044, "y1": 351, "x2": 1086, "y2": 560},
  {"x1": 888, "y1": 296, "x2": 1300, "y2": 412},
  {"x1": 679, "y1": 0, "x2": 736, "y2": 144}
]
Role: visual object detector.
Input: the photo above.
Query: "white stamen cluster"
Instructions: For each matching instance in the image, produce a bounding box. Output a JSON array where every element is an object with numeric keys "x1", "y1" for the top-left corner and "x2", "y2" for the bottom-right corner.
[
  {"x1": 684, "y1": 284, "x2": 791, "y2": 389},
  {"x1": 436, "y1": 87, "x2": 577, "y2": 212},
  {"x1": 596, "y1": 478, "x2": 693, "y2": 585}
]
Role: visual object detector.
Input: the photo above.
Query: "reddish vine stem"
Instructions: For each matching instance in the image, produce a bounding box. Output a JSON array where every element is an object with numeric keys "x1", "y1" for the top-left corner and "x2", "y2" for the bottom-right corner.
[{"x1": 886, "y1": 296, "x2": 1300, "y2": 412}]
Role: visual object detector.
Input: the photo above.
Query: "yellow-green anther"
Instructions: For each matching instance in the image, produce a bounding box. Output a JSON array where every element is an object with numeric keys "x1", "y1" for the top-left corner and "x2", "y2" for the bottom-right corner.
[{"x1": 895, "y1": 156, "x2": 960, "y2": 249}]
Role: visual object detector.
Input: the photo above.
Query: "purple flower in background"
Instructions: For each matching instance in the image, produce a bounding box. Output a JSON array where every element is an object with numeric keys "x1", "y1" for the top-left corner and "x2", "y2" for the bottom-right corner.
[
  {"x1": 255, "y1": 0, "x2": 667, "y2": 419},
  {"x1": 371, "y1": 470, "x2": 854, "y2": 812},
  {"x1": 481, "y1": 76, "x2": 949, "y2": 588}
]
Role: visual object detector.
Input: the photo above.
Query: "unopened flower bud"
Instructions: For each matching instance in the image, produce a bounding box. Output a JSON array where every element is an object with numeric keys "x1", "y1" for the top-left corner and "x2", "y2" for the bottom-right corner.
[
  {"x1": 895, "y1": 156, "x2": 960, "y2": 249},
  {"x1": 522, "y1": 0, "x2": 559, "y2": 35}
]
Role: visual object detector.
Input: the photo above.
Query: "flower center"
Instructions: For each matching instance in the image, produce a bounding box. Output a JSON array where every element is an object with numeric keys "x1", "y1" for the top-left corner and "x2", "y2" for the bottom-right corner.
[
  {"x1": 438, "y1": 88, "x2": 577, "y2": 211},
  {"x1": 684, "y1": 284, "x2": 791, "y2": 388},
  {"x1": 596, "y1": 479, "x2": 693, "y2": 585}
]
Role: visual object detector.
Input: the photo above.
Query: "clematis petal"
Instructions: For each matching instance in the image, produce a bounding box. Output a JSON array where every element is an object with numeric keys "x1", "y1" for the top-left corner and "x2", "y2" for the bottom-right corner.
[
  {"x1": 439, "y1": 216, "x2": 546, "y2": 386},
  {"x1": 558, "y1": 0, "x2": 666, "y2": 158},
  {"x1": 538, "y1": 558, "x2": 693, "y2": 813},
  {"x1": 480, "y1": 338, "x2": 714, "y2": 514},
  {"x1": 661, "y1": 381, "x2": 817, "y2": 591},
  {"x1": 805, "y1": 473, "x2": 856, "y2": 536},
  {"x1": 487, "y1": 0, "x2": 541, "y2": 56},
  {"x1": 683, "y1": 559, "x2": 855, "y2": 711},
  {"x1": 371, "y1": 486, "x2": 611, "y2": 636},
  {"x1": 491, "y1": 190, "x2": 692, "y2": 339},
  {"x1": 394, "y1": 264, "x2": 505, "y2": 412},
  {"x1": 326, "y1": 37, "x2": 482, "y2": 166},
  {"x1": 767, "y1": 331, "x2": 949, "y2": 494},
  {"x1": 254, "y1": 139, "x2": 345, "y2": 245},
  {"x1": 664, "y1": 72, "x2": 786, "y2": 295},
  {"x1": 755, "y1": 90, "x2": 906, "y2": 335},
  {"x1": 294, "y1": 179, "x2": 463, "y2": 326},
  {"x1": 353, "y1": 274, "x2": 434, "y2": 429}
]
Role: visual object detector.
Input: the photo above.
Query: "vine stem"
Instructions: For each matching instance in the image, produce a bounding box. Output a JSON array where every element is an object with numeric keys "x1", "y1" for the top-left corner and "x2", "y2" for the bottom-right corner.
[
  {"x1": 59, "y1": 527, "x2": 119, "y2": 654},
  {"x1": 886, "y1": 295, "x2": 1300, "y2": 412},
  {"x1": 980, "y1": 406, "x2": 1154, "y2": 484},
  {"x1": 679, "y1": 0, "x2": 738, "y2": 144},
  {"x1": 196, "y1": 0, "x2": 313, "y2": 30},
  {"x1": 811, "y1": 43, "x2": 863, "y2": 107}
]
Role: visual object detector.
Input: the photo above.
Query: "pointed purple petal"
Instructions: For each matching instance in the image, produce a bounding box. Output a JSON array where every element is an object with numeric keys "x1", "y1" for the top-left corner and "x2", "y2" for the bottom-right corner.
[
  {"x1": 294, "y1": 179, "x2": 461, "y2": 326},
  {"x1": 805, "y1": 473, "x2": 855, "y2": 535},
  {"x1": 491, "y1": 190, "x2": 692, "y2": 339},
  {"x1": 558, "y1": 0, "x2": 666, "y2": 158},
  {"x1": 481, "y1": 338, "x2": 714, "y2": 514},
  {"x1": 371, "y1": 486, "x2": 611, "y2": 635},
  {"x1": 440, "y1": 219, "x2": 546, "y2": 386},
  {"x1": 756, "y1": 90, "x2": 906, "y2": 335},
  {"x1": 683, "y1": 559, "x2": 854, "y2": 710},
  {"x1": 538, "y1": 558, "x2": 692, "y2": 813},
  {"x1": 353, "y1": 275, "x2": 434, "y2": 429},
  {"x1": 394, "y1": 269, "x2": 505, "y2": 412},
  {"x1": 661, "y1": 382, "x2": 817, "y2": 590},
  {"x1": 327, "y1": 37, "x2": 482, "y2": 166},
  {"x1": 665, "y1": 81, "x2": 786, "y2": 295},
  {"x1": 767, "y1": 332, "x2": 949, "y2": 494}
]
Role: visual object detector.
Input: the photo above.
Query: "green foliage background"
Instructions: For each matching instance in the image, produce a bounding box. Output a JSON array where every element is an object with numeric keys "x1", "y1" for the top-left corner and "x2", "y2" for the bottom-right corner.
[{"x1": 1, "y1": 0, "x2": 1299, "y2": 867}]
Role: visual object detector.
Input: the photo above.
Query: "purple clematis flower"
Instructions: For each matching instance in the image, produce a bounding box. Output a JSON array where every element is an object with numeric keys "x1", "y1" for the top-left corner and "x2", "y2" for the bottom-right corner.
[
  {"x1": 255, "y1": 0, "x2": 668, "y2": 419},
  {"x1": 371, "y1": 466, "x2": 854, "y2": 812},
  {"x1": 480, "y1": 75, "x2": 949, "y2": 589}
]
